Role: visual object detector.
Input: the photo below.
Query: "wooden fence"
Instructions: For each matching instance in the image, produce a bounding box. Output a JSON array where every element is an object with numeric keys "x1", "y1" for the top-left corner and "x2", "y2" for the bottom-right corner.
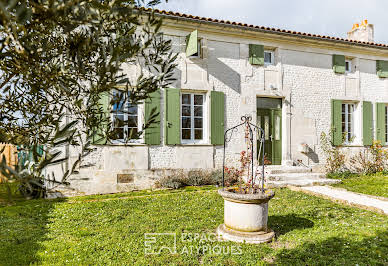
[{"x1": 0, "y1": 143, "x2": 18, "y2": 183}]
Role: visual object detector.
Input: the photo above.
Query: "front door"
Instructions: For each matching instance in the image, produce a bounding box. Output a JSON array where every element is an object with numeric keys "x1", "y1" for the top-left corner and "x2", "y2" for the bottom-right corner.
[{"x1": 257, "y1": 98, "x2": 282, "y2": 165}]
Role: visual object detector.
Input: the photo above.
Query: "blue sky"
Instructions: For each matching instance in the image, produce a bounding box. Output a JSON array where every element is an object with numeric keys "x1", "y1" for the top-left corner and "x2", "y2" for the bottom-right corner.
[{"x1": 156, "y1": 0, "x2": 388, "y2": 44}]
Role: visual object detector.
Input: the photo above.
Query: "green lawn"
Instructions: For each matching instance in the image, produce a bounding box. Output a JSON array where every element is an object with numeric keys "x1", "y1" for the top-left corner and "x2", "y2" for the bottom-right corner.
[
  {"x1": 332, "y1": 173, "x2": 388, "y2": 198},
  {"x1": 0, "y1": 186, "x2": 387, "y2": 265}
]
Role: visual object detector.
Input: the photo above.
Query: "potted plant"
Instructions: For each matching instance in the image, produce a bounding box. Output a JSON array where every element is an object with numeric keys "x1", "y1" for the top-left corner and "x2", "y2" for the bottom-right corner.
[{"x1": 217, "y1": 116, "x2": 275, "y2": 244}]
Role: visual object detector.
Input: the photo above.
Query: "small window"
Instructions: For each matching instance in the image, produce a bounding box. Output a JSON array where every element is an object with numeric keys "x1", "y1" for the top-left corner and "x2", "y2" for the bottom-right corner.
[
  {"x1": 341, "y1": 103, "x2": 356, "y2": 143},
  {"x1": 345, "y1": 60, "x2": 352, "y2": 73},
  {"x1": 111, "y1": 89, "x2": 141, "y2": 142},
  {"x1": 181, "y1": 93, "x2": 206, "y2": 143},
  {"x1": 264, "y1": 51, "x2": 274, "y2": 65},
  {"x1": 190, "y1": 39, "x2": 202, "y2": 58}
]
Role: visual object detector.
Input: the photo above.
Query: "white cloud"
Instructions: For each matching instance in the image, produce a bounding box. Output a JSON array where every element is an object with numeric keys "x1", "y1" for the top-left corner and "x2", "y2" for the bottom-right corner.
[{"x1": 157, "y1": 0, "x2": 388, "y2": 44}]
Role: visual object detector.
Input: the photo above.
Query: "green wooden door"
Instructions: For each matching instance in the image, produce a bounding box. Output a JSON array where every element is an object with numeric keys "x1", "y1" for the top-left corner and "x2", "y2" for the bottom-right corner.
[
  {"x1": 271, "y1": 109, "x2": 282, "y2": 165},
  {"x1": 257, "y1": 108, "x2": 282, "y2": 165}
]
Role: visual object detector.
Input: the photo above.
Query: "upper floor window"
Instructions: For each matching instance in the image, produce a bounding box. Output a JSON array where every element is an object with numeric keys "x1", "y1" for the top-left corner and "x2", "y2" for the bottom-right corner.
[
  {"x1": 111, "y1": 89, "x2": 141, "y2": 142},
  {"x1": 264, "y1": 51, "x2": 274, "y2": 65},
  {"x1": 342, "y1": 103, "x2": 356, "y2": 143},
  {"x1": 181, "y1": 93, "x2": 206, "y2": 143},
  {"x1": 190, "y1": 39, "x2": 202, "y2": 58}
]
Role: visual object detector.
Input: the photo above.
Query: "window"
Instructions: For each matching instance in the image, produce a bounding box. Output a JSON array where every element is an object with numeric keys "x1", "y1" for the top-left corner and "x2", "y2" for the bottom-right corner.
[
  {"x1": 181, "y1": 93, "x2": 206, "y2": 143},
  {"x1": 111, "y1": 89, "x2": 141, "y2": 142},
  {"x1": 264, "y1": 51, "x2": 274, "y2": 65},
  {"x1": 342, "y1": 103, "x2": 356, "y2": 143},
  {"x1": 190, "y1": 39, "x2": 202, "y2": 58},
  {"x1": 345, "y1": 60, "x2": 352, "y2": 73}
]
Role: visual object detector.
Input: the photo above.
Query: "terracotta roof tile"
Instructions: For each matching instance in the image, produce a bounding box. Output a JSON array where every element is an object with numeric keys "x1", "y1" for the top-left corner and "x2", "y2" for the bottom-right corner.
[{"x1": 140, "y1": 7, "x2": 388, "y2": 48}]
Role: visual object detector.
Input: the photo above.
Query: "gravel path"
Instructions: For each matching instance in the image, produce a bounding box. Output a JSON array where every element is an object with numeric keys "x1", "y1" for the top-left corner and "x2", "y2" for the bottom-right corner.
[{"x1": 293, "y1": 186, "x2": 388, "y2": 215}]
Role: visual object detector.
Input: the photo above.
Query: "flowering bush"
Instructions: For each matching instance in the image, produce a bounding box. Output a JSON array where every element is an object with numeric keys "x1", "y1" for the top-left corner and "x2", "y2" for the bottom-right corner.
[{"x1": 349, "y1": 140, "x2": 388, "y2": 174}]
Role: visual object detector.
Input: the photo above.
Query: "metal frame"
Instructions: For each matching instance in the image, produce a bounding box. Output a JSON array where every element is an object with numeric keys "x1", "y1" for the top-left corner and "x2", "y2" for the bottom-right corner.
[{"x1": 222, "y1": 115, "x2": 266, "y2": 192}]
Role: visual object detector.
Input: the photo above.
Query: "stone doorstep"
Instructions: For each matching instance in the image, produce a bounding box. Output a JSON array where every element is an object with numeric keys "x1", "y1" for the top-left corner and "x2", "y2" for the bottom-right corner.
[
  {"x1": 267, "y1": 178, "x2": 341, "y2": 188},
  {"x1": 265, "y1": 166, "x2": 313, "y2": 174},
  {"x1": 267, "y1": 173, "x2": 326, "y2": 181}
]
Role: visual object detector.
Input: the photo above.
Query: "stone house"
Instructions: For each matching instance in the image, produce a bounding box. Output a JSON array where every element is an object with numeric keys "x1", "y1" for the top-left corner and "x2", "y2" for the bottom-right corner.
[{"x1": 52, "y1": 10, "x2": 388, "y2": 195}]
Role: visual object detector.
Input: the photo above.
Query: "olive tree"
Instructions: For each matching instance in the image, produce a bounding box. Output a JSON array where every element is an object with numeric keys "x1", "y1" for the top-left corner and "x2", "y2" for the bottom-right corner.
[{"x1": 0, "y1": 0, "x2": 177, "y2": 198}]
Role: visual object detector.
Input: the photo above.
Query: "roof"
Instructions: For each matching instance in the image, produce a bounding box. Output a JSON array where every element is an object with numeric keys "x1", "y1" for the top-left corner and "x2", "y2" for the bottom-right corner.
[{"x1": 140, "y1": 7, "x2": 388, "y2": 50}]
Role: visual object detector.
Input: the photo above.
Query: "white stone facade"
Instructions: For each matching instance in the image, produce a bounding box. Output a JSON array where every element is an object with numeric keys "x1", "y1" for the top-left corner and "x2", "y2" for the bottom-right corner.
[{"x1": 49, "y1": 16, "x2": 388, "y2": 195}]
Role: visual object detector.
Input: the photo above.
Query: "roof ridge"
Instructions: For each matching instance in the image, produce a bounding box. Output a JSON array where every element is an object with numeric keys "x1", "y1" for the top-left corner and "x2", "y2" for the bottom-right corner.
[{"x1": 138, "y1": 7, "x2": 388, "y2": 49}]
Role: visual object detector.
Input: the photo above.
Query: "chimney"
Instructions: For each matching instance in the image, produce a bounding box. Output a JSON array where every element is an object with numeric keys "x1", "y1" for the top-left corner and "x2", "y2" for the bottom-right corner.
[{"x1": 347, "y1": 19, "x2": 374, "y2": 42}]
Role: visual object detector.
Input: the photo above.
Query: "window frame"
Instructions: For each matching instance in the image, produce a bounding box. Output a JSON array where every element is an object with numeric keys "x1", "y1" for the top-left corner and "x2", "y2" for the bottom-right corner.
[
  {"x1": 180, "y1": 92, "x2": 208, "y2": 144},
  {"x1": 341, "y1": 102, "x2": 356, "y2": 144},
  {"x1": 110, "y1": 89, "x2": 143, "y2": 144},
  {"x1": 264, "y1": 50, "x2": 275, "y2": 65}
]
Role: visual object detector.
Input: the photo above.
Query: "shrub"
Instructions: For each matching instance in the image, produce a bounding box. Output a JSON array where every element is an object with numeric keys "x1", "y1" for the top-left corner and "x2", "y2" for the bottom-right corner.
[
  {"x1": 320, "y1": 132, "x2": 347, "y2": 174},
  {"x1": 349, "y1": 140, "x2": 388, "y2": 174},
  {"x1": 327, "y1": 171, "x2": 357, "y2": 179},
  {"x1": 155, "y1": 169, "x2": 239, "y2": 189}
]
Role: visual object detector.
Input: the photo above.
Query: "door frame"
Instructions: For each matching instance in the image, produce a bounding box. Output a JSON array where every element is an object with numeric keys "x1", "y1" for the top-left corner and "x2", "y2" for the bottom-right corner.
[{"x1": 256, "y1": 97, "x2": 283, "y2": 165}]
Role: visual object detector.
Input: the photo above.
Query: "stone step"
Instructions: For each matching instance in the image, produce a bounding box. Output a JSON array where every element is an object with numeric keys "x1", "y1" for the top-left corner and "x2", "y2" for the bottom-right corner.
[
  {"x1": 267, "y1": 178, "x2": 341, "y2": 188},
  {"x1": 267, "y1": 172, "x2": 326, "y2": 181},
  {"x1": 265, "y1": 166, "x2": 312, "y2": 174}
]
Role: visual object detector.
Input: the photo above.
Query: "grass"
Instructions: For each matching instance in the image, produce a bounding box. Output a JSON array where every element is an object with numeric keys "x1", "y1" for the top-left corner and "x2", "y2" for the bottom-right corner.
[
  {"x1": 331, "y1": 173, "x2": 388, "y2": 198},
  {"x1": 0, "y1": 186, "x2": 387, "y2": 265}
]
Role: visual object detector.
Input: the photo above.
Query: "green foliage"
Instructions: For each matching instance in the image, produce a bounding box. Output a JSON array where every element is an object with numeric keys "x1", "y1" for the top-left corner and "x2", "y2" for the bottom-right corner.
[
  {"x1": 0, "y1": 0, "x2": 177, "y2": 198},
  {"x1": 156, "y1": 169, "x2": 238, "y2": 189},
  {"x1": 320, "y1": 131, "x2": 347, "y2": 174},
  {"x1": 0, "y1": 188, "x2": 386, "y2": 264},
  {"x1": 326, "y1": 171, "x2": 358, "y2": 180}
]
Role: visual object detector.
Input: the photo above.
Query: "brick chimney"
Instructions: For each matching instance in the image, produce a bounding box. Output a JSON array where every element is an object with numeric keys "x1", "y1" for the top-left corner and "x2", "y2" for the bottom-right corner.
[{"x1": 347, "y1": 20, "x2": 374, "y2": 42}]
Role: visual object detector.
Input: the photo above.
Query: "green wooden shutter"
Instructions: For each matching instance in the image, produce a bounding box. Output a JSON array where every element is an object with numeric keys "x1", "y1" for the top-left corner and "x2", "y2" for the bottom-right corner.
[
  {"x1": 210, "y1": 91, "x2": 225, "y2": 145},
  {"x1": 332, "y1": 54, "x2": 345, "y2": 74},
  {"x1": 376, "y1": 60, "x2": 388, "y2": 78},
  {"x1": 376, "y1": 103, "x2": 386, "y2": 143},
  {"x1": 92, "y1": 92, "x2": 110, "y2": 145},
  {"x1": 362, "y1": 101, "x2": 373, "y2": 146},
  {"x1": 165, "y1": 88, "x2": 180, "y2": 145},
  {"x1": 145, "y1": 89, "x2": 161, "y2": 145},
  {"x1": 331, "y1": 99, "x2": 342, "y2": 146},
  {"x1": 249, "y1": 44, "x2": 264, "y2": 65},
  {"x1": 186, "y1": 30, "x2": 198, "y2": 57}
]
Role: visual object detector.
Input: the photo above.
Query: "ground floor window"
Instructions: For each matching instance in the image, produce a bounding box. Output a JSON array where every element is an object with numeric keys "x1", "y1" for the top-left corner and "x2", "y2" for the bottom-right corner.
[
  {"x1": 342, "y1": 103, "x2": 356, "y2": 143},
  {"x1": 111, "y1": 89, "x2": 141, "y2": 142},
  {"x1": 181, "y1": 93, "x2": 206, "y2": 143}
]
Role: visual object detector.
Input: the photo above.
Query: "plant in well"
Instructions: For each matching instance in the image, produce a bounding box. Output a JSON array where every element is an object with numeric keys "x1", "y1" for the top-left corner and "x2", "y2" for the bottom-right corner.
[{"x1": 217, "y1": 115, "x2": 275, "y2": 243}]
